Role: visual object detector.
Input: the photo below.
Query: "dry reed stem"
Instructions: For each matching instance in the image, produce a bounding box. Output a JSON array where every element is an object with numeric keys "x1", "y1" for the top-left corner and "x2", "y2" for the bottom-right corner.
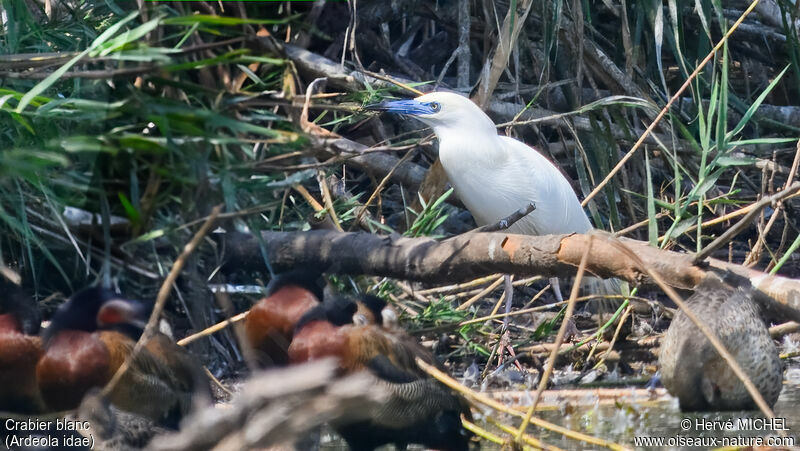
[
  {"x1": 317, "y1": 169, "x2": 342, "y2": 231},
  {"x1": 457, "y1": 275, "x2": 505, "y2": 311},
  {"x1": 177, "y1": 311, "x2": 248, "y2": 347},
  {"x1": 598, "y1": 304, "x2": 633, "y2": 365},
  {"x1": 441, "y1": 276, "x2": 543, "y2": 302},
  {"x1": 604, "y1": 235, "x2": 779, "y2": 423},
  {"x1": 394, "y1": 280, "x2": 431, "y2": 305},
  {"x1": 770, "y1": 321, "x2": 800, "y2": 338},
  {"x1": 204, "y1": 367, "x2": 233, "y2": 397},
  {"x1": 101, "y1": 205, "x2": 222, "y2": 398},
  {"x1": 582, "y1": 0, "x2": 763, "y2": 207},
  {"x1": 488, "y1": 416, "x2": 564, "y2": 451},
  {"x1": 417, "y1": 358, "x2": 630, "y2": 451},
  {"x1": 489, "y1": 288, "x2": 506, "y2": 317},
  {"x1": 460, "y1": 417, "x2": 509, "y2": 448},
  {"x1": 515, "y1": 237, "x2": 593, "y2": 441},
  {"x1": 415, "y1": 274, "x2": 503, "y2": 295},
  {"x1": 292, "y1": 184, "x2": 324, "y2": 212}
]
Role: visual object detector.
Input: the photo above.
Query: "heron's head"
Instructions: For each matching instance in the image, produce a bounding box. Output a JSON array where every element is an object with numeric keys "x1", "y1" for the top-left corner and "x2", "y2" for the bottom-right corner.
[{"x1": 366, "y1": 91, "x2": 495, "y2": 136}]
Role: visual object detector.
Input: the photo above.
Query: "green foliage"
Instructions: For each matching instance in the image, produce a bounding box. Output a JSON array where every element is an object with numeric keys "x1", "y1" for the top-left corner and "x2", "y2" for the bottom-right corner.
[
  {"x1": 0, "y1": 6, "x2": 310, "y2": 287},
  {"x1": 659, "y1": 50, "x2": 789, "y2": 251},
  {"x1": 404, "y1": 188, "x2": 454, "y2": 238},
  {"x1": 416, "y1": 297, "x2": 467, "y2": 326},
  {"x1": 531, "y1": 307, "x2": 564, "y2": 341}
]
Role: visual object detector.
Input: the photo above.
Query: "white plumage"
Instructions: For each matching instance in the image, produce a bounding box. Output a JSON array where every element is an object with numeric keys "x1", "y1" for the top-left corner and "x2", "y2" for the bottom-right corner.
[
  {"x1": 385, "y1": 92, "x2": 592, "y2": 236},
  {"x1": 370, "y1": 91, "x2": 620, "y2": 303}
]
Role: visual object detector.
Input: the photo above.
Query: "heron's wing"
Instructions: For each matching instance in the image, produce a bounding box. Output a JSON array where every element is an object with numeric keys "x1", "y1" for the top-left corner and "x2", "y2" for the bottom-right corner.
[{"x1": 496, "y1": 136, "x2": 593, "y2": 235}]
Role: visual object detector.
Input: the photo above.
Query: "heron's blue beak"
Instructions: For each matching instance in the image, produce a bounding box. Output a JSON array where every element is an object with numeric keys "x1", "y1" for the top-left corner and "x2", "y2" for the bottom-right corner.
[{"x1": 364, "y1": 99, "x2": 435, "y2": 115}]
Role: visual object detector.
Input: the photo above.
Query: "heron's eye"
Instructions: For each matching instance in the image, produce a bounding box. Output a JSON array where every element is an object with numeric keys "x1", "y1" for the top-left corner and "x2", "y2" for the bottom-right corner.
[{"x1": 429, "y1": 102, "x2": 441, "y2": 112}]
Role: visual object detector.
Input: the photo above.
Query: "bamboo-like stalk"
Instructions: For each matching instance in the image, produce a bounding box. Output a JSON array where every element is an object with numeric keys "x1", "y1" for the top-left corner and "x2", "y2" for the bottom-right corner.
[
  {"x1": 582, "y1": 0, "x2": 764, "y2": 207},
  {"x1": 456, "y1": 275, "x2": 505, "y2": 311},
  {"x1": 177, "y1": 311, "x2": 248, "y2": 347},
  {"x1": 417, "y1": 358, "x2": 630, "y2": 450},
  {"x1": 515, "y1": 237, "x2": 593, "y2": 441},
  {"x1": 604, "y1": 235, "x2": 780, "y2": 424},
  {"x1": 102, "y1": 205, "x2": 222, "y2": 397}
]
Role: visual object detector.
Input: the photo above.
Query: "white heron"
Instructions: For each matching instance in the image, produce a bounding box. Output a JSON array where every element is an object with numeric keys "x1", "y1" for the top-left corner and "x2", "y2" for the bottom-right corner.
[{"x1": 367, "y1": 91, "x2": 620, "y2": 313}]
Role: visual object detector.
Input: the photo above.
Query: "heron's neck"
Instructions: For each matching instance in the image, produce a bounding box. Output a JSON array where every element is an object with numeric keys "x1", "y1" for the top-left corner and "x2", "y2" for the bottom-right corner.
[{"x1": 434, "y1": 123, "x2": 505, "y2": 168}]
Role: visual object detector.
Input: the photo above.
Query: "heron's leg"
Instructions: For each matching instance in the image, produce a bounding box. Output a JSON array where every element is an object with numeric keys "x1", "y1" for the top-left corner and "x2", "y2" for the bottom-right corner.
[
  {"x1": 496, "y1": 329, "x2": 523, "y2": 371},
  {"x1": 502, "y1": 274, "x2": 514, "y2": 329},
  {"x1": 550, "y1": 276, "x2": 579, "y2": 340},
  {"x1": 498, "y1": 275, "x2": 523, "y2": 370},
  {"x1": 549, "y1": 277, "x2": 564, "y2": 303}
]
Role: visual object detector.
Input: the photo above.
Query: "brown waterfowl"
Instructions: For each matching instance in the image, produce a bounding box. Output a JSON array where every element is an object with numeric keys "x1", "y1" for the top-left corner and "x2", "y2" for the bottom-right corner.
[
  {"x1": 243, "y1": 270, "x2": 325, "y2": 367},
  {"x1": 288, "y1": 295, "x2": 473, "y2": 451},
  {"x1": 243, "y1": 271, "x2": 390, "y2": 367},
  {"x1": 659, "y1": 273, "x2": 783, "y2": 411},
  {"x1": 36, "y1": 286, "x2": 209, "y2": 427},
  {"x1": 0, "y1": 280, "x2": 46, "y2": 414}
]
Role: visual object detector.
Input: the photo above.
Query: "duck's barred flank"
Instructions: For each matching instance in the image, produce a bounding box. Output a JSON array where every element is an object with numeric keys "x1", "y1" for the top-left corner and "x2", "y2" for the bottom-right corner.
[{"x1": 659, "y1": 274, "x2": 783, "y2": 411}]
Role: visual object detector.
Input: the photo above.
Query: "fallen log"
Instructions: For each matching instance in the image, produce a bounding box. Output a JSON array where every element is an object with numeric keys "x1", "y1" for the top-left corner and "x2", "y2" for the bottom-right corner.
[{"x1": 223, "y1": 230, "x2": 800, "y2": 321}]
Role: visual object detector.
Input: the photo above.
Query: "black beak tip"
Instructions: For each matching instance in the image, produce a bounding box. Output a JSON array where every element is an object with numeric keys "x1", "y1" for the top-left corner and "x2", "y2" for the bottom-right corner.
[{"x1": 363, "y1": 101, "x2": 389, "y2": 112}]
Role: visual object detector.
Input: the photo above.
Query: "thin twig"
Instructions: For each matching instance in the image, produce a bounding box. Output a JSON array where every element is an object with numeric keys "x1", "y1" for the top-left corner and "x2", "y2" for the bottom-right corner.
[
  {"x1": 515, "y1": 237, "x2": 593, "y2": 441},
  {"x1": 582, "y1": 1, "x2": 763, "y2": 207},
  {"x1": 440, "y1": 275, "x2": 543, "y2": 301},
  {"x1": 356, "y1": 68, "x2": 424, "y2": 96},
  {"x1": 746, "y1": 140, "x2": 800, "y2": 264},
  {"x1": 394, "y1": 281, "x2": 431, "y2": 305},
  {"x1": 604, "y1": 234, "x2": 779, "y2": 422},
  {"x1": 252, "y1": 142, "x2": 421, "y2": 172},
  {"x1": 471, "y1": 202, "x2": 536, "y2": 233},
  {"x1": 177, "y1": 311, "x2": 248, "y2": 347},
  {"x1": 456, "y1": 275, "x2": 505, "y2": 311},
  {"x1": 694, "y1": 181, "x2": 800, "y2": 263},
  {"x1": 415, "y1": 274, "x2": 503, "y2": 295},
  {"x1": 317, "y1": 170, "x2": 343, "y2": 231},
  {"x1": 101, "y1": 205, "x2": 223, "y2": 398},
  {"x1": 614, "y1": 212, "x2": 669, "y2": 236},
  {"x1": 204, "y1": 367, "x2": 234, "y2": 397}
]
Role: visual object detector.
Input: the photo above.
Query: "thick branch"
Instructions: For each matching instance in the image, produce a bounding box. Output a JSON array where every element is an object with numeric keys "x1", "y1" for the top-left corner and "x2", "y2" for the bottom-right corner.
[
  {"x1": 148, "y1": 360, "x2": 384, "y2": 451},
  {"x1": 248, "y1": 37, "x2": 426, "y2": 190},
  {"x1": 224, "y1": 230, "x2": 800, "y2": 319},
  {"x1": 308, "y1": 135, "x2": 425, "y2": 191}
]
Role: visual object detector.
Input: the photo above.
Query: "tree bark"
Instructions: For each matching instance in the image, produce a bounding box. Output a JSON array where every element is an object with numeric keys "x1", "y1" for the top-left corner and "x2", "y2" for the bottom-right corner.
[{"x1": 223, "y1": 230, "x2": 800, "y2": 320}]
